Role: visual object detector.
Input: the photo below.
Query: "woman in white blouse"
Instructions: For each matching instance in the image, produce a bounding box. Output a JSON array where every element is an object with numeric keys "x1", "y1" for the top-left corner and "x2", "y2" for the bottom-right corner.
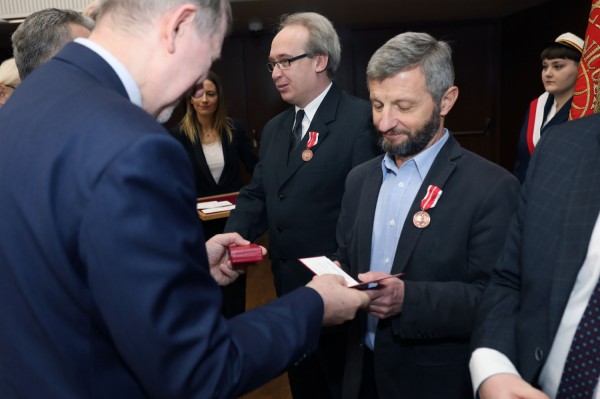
[{"x1": 171, "y1": 71, "x2": 257, "y2": 318}]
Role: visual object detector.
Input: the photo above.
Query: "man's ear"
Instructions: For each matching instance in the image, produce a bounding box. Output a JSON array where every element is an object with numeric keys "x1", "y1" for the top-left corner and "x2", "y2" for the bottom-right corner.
[
  {"x1": 314, "y1": 54, "x2": 329, "y2": 73},
  {"x1": 163, "y1": 5, "x2": 197, "y2": 54},
  {"x1": 440, "y1": 86, "x2": 459, "y2": 117}
]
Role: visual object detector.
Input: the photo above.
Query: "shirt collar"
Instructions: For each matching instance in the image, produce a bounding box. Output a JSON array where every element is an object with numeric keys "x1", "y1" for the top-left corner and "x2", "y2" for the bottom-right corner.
[
  {"x1": 295, "y1": 82, "x2": 332, "y2": 123},
  {"x1": 382, "y1": 129, "x2": 450, "y2": 179},
  {"x1": 74, "y1": 38, "x2": 143, "y2": 108}
]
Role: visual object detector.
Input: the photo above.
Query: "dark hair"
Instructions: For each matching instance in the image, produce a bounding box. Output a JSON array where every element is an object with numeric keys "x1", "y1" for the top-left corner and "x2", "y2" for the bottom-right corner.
[
  {"x1": 181, "y1": 71, "x2": 233, "y2": 144},
  {"x1": 12, "y1": 8, "x2": 94, "y2": 79},
  {"x1": 541, "y1": 44, "x2": 581, "y2": 63}
]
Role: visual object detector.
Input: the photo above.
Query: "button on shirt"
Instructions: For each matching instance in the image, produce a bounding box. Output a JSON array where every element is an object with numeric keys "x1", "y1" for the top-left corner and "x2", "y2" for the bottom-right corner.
[{"x1": 365, "y1": 130, "x2": 449, "y2": 349}]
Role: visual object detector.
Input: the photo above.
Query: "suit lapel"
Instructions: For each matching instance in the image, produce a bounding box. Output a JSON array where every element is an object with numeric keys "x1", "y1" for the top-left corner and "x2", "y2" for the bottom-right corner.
[
  {"x1": 358, "y1": 160, "x2": 384, "y2": 275},
  {"x1": 273, "y1": 110, "x2": 296, "y2": 185},
  {"x1": 281, "y1": 84, "x2": 340, "y2": 187},
  {"x1": 548, "y1": 130, "x2": 600, "y2": 338},
  {"x1": 56, "y1": 42, "x2": 128, "y2": 99},
  {"x1": 390, "y1": 136, "x2": 460, "y2": 274}
]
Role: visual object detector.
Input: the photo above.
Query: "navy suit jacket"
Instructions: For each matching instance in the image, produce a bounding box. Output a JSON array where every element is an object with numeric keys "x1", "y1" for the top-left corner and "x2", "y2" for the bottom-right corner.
[
  {"x1": 335, "y1": 135, "x2": 520, "y2": 399},
  {"x1": 472, "y1": 113, "x2": 600, "y2": 385},
  {"x1": 225, "y1": 83, "x2": 380, "y2": 296},
  {"x1": 0, "y1": 42, "x2": 324, "y2": 398}
]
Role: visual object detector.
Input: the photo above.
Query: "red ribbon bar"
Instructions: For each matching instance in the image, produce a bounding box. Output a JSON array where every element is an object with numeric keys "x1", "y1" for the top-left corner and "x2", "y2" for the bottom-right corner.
[
  {"x1": 306, "y1": 131, "x2": 319, "y2": 149},
  {"x1": 420, "y1": 185, "x2": 443, "y2": 211}
]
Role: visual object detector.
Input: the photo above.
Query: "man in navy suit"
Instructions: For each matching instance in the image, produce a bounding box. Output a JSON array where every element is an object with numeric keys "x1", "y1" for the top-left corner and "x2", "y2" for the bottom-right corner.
[
  {"x1": 0, "y1": 1, "x2": 369, "y2": 398},
  {"x1": 334, "y1": 32, "x2": 520, "y2": 399},
  {"x1": 470, "y1": 115, "x2": 600, "y2": 396},
  {"x1": 225, "y1": 11, "x2": 380, "y2": 399}
]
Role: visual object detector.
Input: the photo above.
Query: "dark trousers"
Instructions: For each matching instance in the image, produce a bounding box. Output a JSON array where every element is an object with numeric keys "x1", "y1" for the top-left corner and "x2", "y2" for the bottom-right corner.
[
  {"x1": 358, "y1": 347, "x2": 378, "y2": 399},
  {"x1": 288, "y1": 329, "x2": 347, "y2": 399}
]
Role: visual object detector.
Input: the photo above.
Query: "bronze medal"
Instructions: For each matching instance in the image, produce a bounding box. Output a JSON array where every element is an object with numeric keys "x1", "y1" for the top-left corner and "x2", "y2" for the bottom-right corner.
[
  {"x1": 413, "y1": 210, "x2": 430, "y2": 228},
  {"x1": 301, "y1": 149, "x2": 313, "y2": 161}
]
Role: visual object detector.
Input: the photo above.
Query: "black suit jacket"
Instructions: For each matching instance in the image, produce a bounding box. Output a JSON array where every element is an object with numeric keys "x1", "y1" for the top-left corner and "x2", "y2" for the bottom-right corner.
[
  {"x1": 170, "y1": 119, "x2": 257, "y2": 197},
  {"x1": 225, "y1": 83, "x2": 380, "y2": 295},
  {"x1": 336, "y1": 135, "x2": 520, "y2": 399},
  {"x1": 472, "y1": 113, "x2": 600, "y2": 385}
]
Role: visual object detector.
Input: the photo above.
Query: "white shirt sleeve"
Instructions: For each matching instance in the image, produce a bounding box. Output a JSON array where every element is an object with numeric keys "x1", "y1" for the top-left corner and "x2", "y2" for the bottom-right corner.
[{"x1": 469, "y1": 347, "x2": 521, "y2": 395}]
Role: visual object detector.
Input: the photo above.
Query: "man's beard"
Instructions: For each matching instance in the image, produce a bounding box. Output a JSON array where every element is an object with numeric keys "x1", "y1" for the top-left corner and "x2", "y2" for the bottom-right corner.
[{"x1": 379, "y1": 106, "x2": 441, "y2": 158}]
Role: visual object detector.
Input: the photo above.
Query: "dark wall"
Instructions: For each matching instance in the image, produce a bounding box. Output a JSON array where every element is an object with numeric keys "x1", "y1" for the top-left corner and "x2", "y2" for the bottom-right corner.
[
  {"x1": 210, "y1": 20, "x2": 500, "y2": 161},
  {"x1": 209, "y1": 0, "x2": 589, "y2": 169},
  {"x1": 0, "y1": 22, "x2": 17, "y2": 61},
  {"x1": 497, "y1": 0, "x2": 589, "y2": 170},
  {"x1": 1, "y1": 1, "x2": 590, "y2": 169}
]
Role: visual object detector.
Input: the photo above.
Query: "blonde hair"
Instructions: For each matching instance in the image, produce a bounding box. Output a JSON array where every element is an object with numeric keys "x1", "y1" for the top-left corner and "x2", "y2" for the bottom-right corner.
[{"x1": 0, "y1": 58, "x2": 21, "y2": 87}]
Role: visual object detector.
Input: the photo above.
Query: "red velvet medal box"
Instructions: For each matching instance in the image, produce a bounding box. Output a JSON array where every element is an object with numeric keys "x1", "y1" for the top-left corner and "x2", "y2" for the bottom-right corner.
[{"x1": 228, "y1": 244, "x2": 263, "y2": 264}]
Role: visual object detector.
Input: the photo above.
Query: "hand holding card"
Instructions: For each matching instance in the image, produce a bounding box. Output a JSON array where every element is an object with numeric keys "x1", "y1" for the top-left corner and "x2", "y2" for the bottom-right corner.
[{"x1": 299, "y1": 256, "x2": 403, "y2": 289}]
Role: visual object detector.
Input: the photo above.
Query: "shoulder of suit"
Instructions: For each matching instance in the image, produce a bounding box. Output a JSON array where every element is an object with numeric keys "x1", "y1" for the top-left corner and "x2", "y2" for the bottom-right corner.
[
  {"x1": 441, "y1": 135, "x2": 515, "y2": 179},
  {"x1": 534, "y1": 113, "x2": 600, "y2": 161},
  {"x1": 338, "y1": 89, "x2": 371, "y2": 109},
  {"x1": 348, "y1": 154, "x2": 384, "y2": 177}
]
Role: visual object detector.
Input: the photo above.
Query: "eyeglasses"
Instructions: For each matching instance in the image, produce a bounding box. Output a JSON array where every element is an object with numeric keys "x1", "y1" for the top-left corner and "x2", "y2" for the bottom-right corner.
[{"x1": 266, "y1": 53, "x2": 308, "y2": 72}]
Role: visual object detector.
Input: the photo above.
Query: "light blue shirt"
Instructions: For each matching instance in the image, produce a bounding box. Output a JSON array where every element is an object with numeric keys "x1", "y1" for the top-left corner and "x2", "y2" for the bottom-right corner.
[{"x1": 365, "y1": 130, "x2": 449, "y2": 349}]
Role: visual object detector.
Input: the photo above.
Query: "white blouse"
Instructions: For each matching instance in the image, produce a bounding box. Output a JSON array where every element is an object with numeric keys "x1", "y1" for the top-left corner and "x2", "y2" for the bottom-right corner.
[{"x1": 202, "y1": 141, "x2": 225, "y2": 183}]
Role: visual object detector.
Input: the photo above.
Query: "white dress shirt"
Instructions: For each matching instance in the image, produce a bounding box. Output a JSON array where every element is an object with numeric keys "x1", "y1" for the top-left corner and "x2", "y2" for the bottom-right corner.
[{"x1": 294, "y1": 82, "x2": 332, "y2": 139}]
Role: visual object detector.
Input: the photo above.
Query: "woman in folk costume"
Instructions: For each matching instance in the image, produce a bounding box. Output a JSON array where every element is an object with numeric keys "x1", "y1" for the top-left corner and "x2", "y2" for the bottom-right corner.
[{"x1": 513, "y1": 32, "x2": 583, "y2": 183}]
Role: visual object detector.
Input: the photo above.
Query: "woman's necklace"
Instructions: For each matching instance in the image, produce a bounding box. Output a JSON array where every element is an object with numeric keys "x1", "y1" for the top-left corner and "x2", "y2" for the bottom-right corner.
[{"x1": 201, "y1": 129, "x2": 219, "y2": 144}]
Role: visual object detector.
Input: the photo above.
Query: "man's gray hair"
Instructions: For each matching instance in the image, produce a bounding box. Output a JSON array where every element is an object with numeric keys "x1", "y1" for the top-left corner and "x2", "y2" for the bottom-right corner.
[
  {"x1": 367, "y1": 32, "x2": 454, "y2": 104},
  {"x1": 12, "y1": 8, "x2": 95, "y2": 79},
  {"x1": 278, "y1": 12, "x2": 341, "y2": 79},
  {"x1": 94, "y1": 0, "x2": 231, "y2": 38}
]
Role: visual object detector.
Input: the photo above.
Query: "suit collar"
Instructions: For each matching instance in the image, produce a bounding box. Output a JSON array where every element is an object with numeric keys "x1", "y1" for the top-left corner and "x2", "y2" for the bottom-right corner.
[
  {"x1": 55, "y1": 42, "x2": 129, "y2": 101},
  {"x1": 73, "y1": 38, "x2": 141, "y2": 106},
  {"x1": 357, "y1": 157, "x2": 386, "y2": 275}
]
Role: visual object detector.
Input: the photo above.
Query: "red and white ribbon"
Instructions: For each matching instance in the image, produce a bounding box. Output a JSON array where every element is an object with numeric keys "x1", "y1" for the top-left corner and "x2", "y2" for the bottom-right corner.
[
  {"x1": 306, "y1": 131, "x2": 319, "y2": 149},
  {"x1": 420, "y1": 185, "x2": 443, "y2": 211}
]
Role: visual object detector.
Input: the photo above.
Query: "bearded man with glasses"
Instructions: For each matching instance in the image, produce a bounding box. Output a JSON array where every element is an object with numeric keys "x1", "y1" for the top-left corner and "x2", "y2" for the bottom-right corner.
[{"x1": 225, "y1": 11, "x2": 380, "y2": 399}]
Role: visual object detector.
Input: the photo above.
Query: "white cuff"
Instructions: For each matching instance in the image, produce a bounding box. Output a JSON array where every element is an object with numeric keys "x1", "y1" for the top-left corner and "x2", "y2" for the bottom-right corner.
[{"x1": 469, "y1": 347, "x2": 520, "y2": 395}]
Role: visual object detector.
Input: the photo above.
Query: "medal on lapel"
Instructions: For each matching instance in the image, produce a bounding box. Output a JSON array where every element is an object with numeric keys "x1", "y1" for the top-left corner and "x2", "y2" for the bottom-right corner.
[
  {"x1": 413, "y1": 185, "x2": 442, "y2": 228},
  {"x1": 302, "y1": 131, "x2": 319, "y2": 161}
]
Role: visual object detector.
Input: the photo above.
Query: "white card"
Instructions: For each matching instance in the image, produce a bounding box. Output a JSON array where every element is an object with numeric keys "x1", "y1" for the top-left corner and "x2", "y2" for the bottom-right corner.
[
  {"x1": 299, "y1": 256, "x2": 403, "y2": 289},
  {"x1": 197, "y1": 200, "x2": 233, "y2": 210},
  {"x1": 299, "y1": 256, "x2": 360, "y2": 287},
  {"x1": 200, "y1": 205, "x2": 236, "y2": 214}
]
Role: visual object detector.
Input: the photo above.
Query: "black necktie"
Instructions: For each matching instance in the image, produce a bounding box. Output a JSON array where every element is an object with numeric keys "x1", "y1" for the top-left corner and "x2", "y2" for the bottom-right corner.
[
  {"x1": 556, "y1": 278, "x2": 600, "y2": 399},
  {"x1": 292, "y1": 109, "x2": 304, "y2": 150}
]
